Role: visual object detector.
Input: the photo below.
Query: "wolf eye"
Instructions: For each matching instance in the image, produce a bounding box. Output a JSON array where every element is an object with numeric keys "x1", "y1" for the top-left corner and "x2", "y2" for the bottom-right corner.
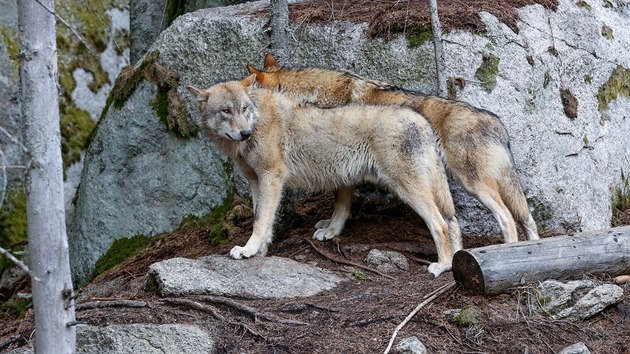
[
  {"x1": 241, "y1": 105, "x2": 248, "y2": 113},
  {"x1": 222, "y1": 108, "x2": 230, "y2": 114}
]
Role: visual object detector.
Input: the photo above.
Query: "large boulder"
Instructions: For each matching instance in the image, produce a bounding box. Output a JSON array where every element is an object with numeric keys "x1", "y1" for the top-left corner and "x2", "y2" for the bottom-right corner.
[{"x1": 70, "y1": 0, "x2": 630, "y2": 282}]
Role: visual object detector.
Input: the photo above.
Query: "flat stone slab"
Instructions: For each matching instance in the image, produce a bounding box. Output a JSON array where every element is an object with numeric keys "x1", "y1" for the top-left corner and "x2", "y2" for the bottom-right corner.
[
  {"x1": 9, "y1": 324, "x2": 214, "y2": 354},
  {"x1": 148, "y1": 255, "x2": 344, "y2": 299}
]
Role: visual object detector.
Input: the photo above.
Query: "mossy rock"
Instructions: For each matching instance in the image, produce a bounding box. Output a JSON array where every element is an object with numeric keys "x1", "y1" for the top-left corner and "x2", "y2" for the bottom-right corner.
[
  {"x1": 60, "y1": 105, "x2": 96, "y2": 171},
  {"x1": 597, "y1": 65, "x2": 630, "y2": 112},
  {"x1": 475, "y1": 54, "x2": 500, "y2": 92},
  {"x1": 0, "y1": 185, "x2": 28, "y2": 277},
  {"x1": 91, "y1": 234, "x2": 152, "y2": 280}
]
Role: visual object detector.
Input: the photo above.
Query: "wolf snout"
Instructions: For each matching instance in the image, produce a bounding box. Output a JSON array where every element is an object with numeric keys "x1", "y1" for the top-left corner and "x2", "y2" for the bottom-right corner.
[{"x1": 240, "y1": 129, "x2": 252, "y2": 140}]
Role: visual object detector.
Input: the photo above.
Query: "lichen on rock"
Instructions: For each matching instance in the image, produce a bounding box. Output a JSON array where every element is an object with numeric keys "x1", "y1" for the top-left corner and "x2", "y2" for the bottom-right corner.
[
  {"x1": 596, "y1": 65, "x2": 630, "y2": 112},
  {"x1": 475, "y1": 54, "x2": 500, "y2": 92}
]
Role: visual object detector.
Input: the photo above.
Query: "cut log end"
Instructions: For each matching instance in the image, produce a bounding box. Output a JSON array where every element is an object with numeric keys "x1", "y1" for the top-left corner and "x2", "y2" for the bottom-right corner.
[{"x1": 452, "y1": 250, "x2": 485, "y2": 294}]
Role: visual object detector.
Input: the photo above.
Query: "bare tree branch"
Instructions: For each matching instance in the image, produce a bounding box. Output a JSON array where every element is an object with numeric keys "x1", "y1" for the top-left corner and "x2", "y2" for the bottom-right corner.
[
  {"x1": 32, "y1": 0, "x2": 96, "y2": 53},
  {"x1": 0, "y1": 246, "x2": 40, "y2": 282}
]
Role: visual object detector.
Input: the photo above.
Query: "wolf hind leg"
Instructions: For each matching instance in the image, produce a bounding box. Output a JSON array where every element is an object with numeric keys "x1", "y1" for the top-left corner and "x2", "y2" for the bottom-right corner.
[
  {"x1": 469, "y1": 179, "x2": 519, "y2": 243},
  {"x1": 393, "y1": 181, "x2": 453, "y2": 277},
  {"x1": 314, "y1": 186, "x2": 354, "y2": 241}
]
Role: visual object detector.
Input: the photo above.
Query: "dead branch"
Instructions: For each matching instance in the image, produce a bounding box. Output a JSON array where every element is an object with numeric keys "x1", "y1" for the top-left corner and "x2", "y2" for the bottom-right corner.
[
  {"x1": 0, "y1": 246, "x2": 39, "y2": 282},
  {"x1": 162, "y1": 298, "x2": 266, "y2": 340},
  {"x1": 76, "y1": 300, "x2": 149, "y2": 311},
  {"x1": 0, "y1": 335, "x2": 21, "y2": 352},
  {"x1": 194, "y1": 295, "x2": 309, "y2": 326},
  {"x1": 407, "y1": 255, "x2": 432, "y2": 266},
  {"x1": 306, "y1": 238, "x2": 395, "y2": 280},
  {"x1": 383, "y1": 281, "x2": 456, "y2": 354},
  {"x1": 162, "y1": 298, "x2": 224, "y2": 321}
]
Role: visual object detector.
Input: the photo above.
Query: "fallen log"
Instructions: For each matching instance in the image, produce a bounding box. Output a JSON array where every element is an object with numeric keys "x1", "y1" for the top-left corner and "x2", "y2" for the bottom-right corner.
[{"x1": 453, "y1": 226, "x2": 630, "y2": 295}]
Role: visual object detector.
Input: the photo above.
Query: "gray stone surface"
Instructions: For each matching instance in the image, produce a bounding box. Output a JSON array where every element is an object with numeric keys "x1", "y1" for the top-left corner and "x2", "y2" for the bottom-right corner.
[
  {"x1": 538, "y1": 280, "x2": 624, "y2": 320},
  {"x1": 365, "y1": 249, "x2": 409, "y2": 273},
  {"x1": 8, "y1": 324, "x2": 215, "y2": 354},
  {"x1": 69, "y1": 81, "x2": 231, "y2": 284},
  {"x1": 130, "y1": 0, "x2": 168, "y2": 64},
  {"x1": 553, "y1": 284, "x2": 624, "y2": 320},
  {"x1": 147, "y1": 255, "x2": 343, "y2": 298},
  {"x1": 394, "y1": 336, "x2": 427, "y2": 354},
  {"x1": 558, "y1": 342, "x2": 591, "y2": 354}
]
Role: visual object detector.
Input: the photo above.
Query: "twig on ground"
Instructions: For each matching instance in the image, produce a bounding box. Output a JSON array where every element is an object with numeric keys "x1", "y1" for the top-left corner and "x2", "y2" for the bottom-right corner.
[
  {"x1": 278, "y1": 302, "x2": 339, "y2": 314},
  {"x1": 384, "y1": 281, "x2": 456, "y2": 354},
  {"x1": 408, "y1": 255, "x2": 432, "y2": 266},
  {"x1": 162, "y1": 298, "x2": 267, "y2": 339},
  {"x1": 305, "y1": 238, "x2": 395, "y2": 280},
  {"x1": 0, "y1": 335, "x2": 21, "y2": 352},
  {"x1": 195, "y1": 295, "x2": 309, "y2": 326},
  {"x1": 76, "y1": 300, "x2": 149, "y2": 311},
  {"x1": 162, "y1": 298, "x2": 224, "y2": 321},
  {"x1": 0, "y1": 246, "x2": 40, "y2": 282},
  {"x1": 423, "y1": 281, "x2": 455, "y2": 300}
]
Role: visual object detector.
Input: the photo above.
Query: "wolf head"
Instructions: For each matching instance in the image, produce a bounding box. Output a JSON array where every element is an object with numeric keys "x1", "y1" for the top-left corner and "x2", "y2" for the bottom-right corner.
[
  {"x1": 246, "y1": 54, "x2": 281, "y2": 89},
  {"x1": 187, "y1": 74, "x2": 258, "y2": 142}
]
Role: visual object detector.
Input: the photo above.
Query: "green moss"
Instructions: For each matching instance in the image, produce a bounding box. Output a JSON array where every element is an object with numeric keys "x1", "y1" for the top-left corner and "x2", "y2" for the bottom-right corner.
[
  {"x1": 601, "y1": 25, "x2": 614, "y2": 40},
  {"x1": 576, "y1": 0, "x2": 592, "y2": 11},
  {"x1": 60, "y1": 105, "x2": 96, "y2": 171},
  {"x1": 597, "y1": 65, "x2": 630, "y2": 112},
  {"x1": 113, "y1": 28, "x2": 130, "y2": 56},
  {"x1": 0, "y1": 185, "x2": 27, "y2": 277},
  {"x1": 0, "y1": 185, "x2": 27, "y2": 251},
  {"x1": 0, "y1": 25, "x2": 18, "y2": 59},
  {"x1": 446, "y1": 307, "x2": 481, "y2": 327},
  {"x1": 584, "y1": 75, "x2": 592, "y2": 84},
  {"x1": 475, "y1": 54, "x2": 500, "y2": 93},
  {"x1": 548, "y1": 46, "x2": 559, "y2": 57},
  {"x1": 166, "y1": 0, "x2": 188, "y2": 27},
  {"x1": 351, "y1": 271, "x2": 370, "y2": 281},
  {"x1": 484, "y1": 43, "x2": 494, "y2": 51},
  {"x1": 582, "y1": 135, "x2": 589, "y2": 147},
  {"x1": 0, "y1": 25, "x2": 19, "y2": 78},
  {"x1": 91, "y1": 234, "x2": 152, "y2": 279},
  {"x1": 386, "y1": 24, "x2": 433, "y2": 48},
  {"x1": 0, "y1": 298, "x2": 31, "y2": 319}
]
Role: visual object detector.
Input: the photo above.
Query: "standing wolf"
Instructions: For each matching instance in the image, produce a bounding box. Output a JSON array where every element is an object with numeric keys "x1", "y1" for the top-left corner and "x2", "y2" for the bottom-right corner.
[
  {"x1": 187, "y1": 75, "x2": 461, "y2": 276},
  {"x1": 247, "y1": 54, "x2": 539, "y2": 243}
]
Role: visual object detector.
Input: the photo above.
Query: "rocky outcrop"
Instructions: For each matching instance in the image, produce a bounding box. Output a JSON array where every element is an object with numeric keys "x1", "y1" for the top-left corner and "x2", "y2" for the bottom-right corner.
[
  {"x1": 147, "y1": 255, "x2": 343, "y2": 298},
  {"x1": 70, "y1": 0, "x2": 630, "y2": 282},
  {"x1": 538, "y1": 280, "x2": 624, "y2": 320}
]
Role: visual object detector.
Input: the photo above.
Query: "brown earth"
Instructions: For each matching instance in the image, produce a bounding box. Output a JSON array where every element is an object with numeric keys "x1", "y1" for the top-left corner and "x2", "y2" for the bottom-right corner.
[{"x1": 1, "y1": 192, "x2": 629, "y2": 354}]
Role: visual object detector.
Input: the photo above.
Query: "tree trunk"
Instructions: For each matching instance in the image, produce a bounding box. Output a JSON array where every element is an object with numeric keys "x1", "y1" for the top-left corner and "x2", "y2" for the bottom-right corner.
[
  {"x1": 269, "y1": 0, "x2": 288, "y2": 63},
  {"x1": 453, "y1": 226, "x2": 630, "y2": 296},
  {"x1": 428, "y1": 0, "x2": 446, "y2": 97},
  {"x1": 18, "y1": 0, "x2": 76, "y2": 352}
]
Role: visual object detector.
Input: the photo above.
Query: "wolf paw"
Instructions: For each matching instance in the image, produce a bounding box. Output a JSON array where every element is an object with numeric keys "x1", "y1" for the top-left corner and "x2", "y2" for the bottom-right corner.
[
  {"x1": 313, "y1": 227, "x2": 338, "y2": 241},
  {"x1": 314, "y1": 219, "x2": 331, "y2": 229},
  {"x1": 427, "y1": 262, "x2": 452, "y2": 278},
  {"x1": 229, "y1": 245, "x2": 256, "y2": 259}
]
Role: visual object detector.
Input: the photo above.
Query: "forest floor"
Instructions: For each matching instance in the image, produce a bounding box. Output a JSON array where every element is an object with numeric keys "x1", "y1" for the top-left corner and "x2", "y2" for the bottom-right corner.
[{"x1": 1, "y1": 193, "x2": 629, "y2": 354}]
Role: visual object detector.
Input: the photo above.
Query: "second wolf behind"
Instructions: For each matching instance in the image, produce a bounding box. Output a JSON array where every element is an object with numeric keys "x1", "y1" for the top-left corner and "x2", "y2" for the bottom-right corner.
[
  {"x1": 187, "y1": 75, "x2": 461, "y2": 277},
  {"x1": 247, "y1": 54, "x2": 539, "y2": 243}
]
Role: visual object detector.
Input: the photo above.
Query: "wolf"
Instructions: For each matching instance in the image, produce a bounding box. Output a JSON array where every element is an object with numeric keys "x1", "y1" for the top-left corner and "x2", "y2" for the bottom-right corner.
[
  {"x1": 187, "y1": 74, "x2": 461, "y2": 277},
  {"x1": 247, "y1": 54, "x2": 540, "y2": 244}
]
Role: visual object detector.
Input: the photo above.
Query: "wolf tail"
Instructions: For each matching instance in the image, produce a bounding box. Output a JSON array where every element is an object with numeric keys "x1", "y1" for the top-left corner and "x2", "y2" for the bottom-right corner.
[{"x1": 498, "y1": 167, "x2": 540, "y2": 240}]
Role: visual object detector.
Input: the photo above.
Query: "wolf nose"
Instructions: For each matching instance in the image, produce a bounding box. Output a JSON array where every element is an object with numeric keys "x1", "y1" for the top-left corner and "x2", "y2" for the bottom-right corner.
[{"x1": 240, "y1": 130, "x2": 252, "y2": 140}]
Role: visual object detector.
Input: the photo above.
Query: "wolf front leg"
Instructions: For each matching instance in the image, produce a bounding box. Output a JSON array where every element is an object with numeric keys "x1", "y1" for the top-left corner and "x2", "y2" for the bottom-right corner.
[
  {"x1": 314, "y1": 186, "x2": 354, "y2": 241},
  {"x1": 229, "y1": 171, "x2": 284, "y2": 259}
]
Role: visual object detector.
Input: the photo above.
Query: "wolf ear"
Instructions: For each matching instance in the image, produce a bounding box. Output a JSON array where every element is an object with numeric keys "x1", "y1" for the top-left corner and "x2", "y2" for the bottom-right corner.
[
  {"x1": 187, "y1": 85, "x2": 203, "y2": 98},
  {"x1": 240, "y1": 74, "x2": 257, "y2": 89},
  {"x1": 247, "y1": 64, "x2": 262, "y2": 75},
  {"x1": 263, "y1": 54, "x2": 279, "y2": 69}
]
